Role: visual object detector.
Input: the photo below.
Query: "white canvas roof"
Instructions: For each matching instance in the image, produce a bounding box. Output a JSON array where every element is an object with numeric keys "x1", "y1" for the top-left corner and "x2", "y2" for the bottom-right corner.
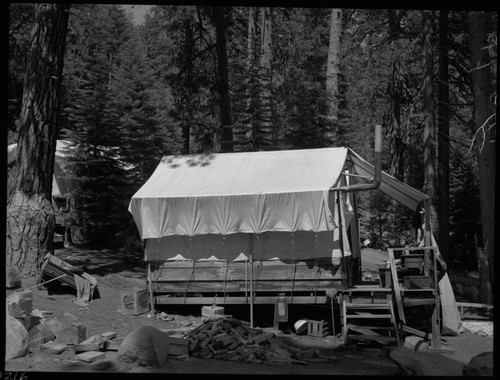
[
  {"x1": 129, "y1": 147, "x2": 429, "y2": 241},
  {"x1": 129, "y1": 147, "x2": 347, "y2": 238}
]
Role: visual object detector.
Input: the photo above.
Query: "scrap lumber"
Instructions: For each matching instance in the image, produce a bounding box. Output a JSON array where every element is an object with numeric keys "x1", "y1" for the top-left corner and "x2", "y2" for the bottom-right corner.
[
  {"x1": 41, "y1": 340, "x2": 68, "y2": 354},
  {"x1": 186, "y1": 317, "x2": 338, "y2": 365},
  {"x1": 76, "y1": 351, "x2": 106, "y2": 363},
  {"x1": 120, "y1": 288, "x2": 149, "y2": 315},
  {"x1": 40, "y1": 253, "x2": 98, "y2": 300}
]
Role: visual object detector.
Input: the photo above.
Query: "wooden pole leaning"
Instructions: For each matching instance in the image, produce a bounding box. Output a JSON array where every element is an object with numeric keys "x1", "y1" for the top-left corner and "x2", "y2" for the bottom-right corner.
[
  {"x1": 147, "y1": 262, "x2": 155, "y2": 316},
  {"x1": 250, "y1": 251, "x2": 254, "y2": 328}
]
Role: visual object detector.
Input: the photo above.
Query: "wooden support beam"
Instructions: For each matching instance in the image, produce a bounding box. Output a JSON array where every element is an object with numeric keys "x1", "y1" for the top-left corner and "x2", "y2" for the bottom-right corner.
[
  {"x1": 147, "y1": 262, "x2": 154, "y2": 315},
  {"x1": 388, "y1": 248, "x2": 405, "y2": 324}
]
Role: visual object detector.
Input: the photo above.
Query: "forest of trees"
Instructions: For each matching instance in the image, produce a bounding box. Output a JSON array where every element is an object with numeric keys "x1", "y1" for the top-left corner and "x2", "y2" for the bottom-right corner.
[{"x1": 7, "y1": 5, "x2": 496, "y2": 302}]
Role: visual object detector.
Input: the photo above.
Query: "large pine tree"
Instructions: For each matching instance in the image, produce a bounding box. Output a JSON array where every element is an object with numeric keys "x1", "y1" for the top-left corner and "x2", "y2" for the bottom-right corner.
[{"x1": 7, "y1": 3, "x2": 69, "y2": 276}]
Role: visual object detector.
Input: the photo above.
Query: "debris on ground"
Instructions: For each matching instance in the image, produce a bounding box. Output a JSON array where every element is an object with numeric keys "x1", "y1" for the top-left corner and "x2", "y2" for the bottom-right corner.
[
  {"x1": 155, "y1": 311, "x2": 174, "y2": 322},
  {"x1": 184, "y1": 317, "x2": 338, "y2": 365},
  {"x1": 40, "y1": 253, "x2": 98, "y2": 304}
]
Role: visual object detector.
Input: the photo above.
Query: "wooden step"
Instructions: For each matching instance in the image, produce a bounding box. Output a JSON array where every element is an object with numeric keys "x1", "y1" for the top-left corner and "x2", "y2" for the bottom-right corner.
[
  {"x1": 342, "y1": 300, "x2": 400, "y2": 347},
  {"x1": 344, "y1": 303, "x2": 391, "y2": 309},
  {"x1": 347, "y1": 324, "x2": 395, "y2": 330},
  {"x1": 347, "y1": 335, "x2": 397, "y2": 342},
  {"x1": 345, "y1": 314, "x2": 392, "y2": 319}
]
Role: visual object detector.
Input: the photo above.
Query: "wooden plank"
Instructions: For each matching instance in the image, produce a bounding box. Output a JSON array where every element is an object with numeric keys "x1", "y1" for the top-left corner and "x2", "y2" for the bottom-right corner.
[
  {"x1": 152, "y1": 260, "x2": 341, "y2": 282},
  {"x1": 345, "y1": 314, "x2": 393, "y2": 319},
  {"x1": 76, "y1": 351, "x2": 106, "y2": 363},
  {"x1": 402, "y1": 298, "x2": 435, "y2": 307},
  {"x1": 344, "y1": 303, "x2": 391, "y2": 308},
  {"x1": 388, "y1": 248, "x2": 405, "y2": 324},
  {"x1": 456, "y1": 302, "x2": 493, "y2": 309},
  {"x1": 155, "y1": 295, "x2": 328, "y2": 305},
  {"x1": 346, "y1": 335, "x2": 397, "y2": 342},
  {"x1": 152, "y1": 280, "x2": 338, "y2": 292}
]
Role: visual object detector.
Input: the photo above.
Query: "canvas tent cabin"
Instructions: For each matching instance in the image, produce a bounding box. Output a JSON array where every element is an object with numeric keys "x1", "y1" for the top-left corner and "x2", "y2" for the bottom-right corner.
[
  {"x1": 129, "y1": 147, "x2": 358, "y2": 307},
  {"x1": 129, "y1": 144, "x2": 435, "y2": 303}
]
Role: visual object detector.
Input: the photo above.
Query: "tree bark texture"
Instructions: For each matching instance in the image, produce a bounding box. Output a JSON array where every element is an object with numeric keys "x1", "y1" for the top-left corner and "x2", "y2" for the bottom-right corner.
[
  {"x1": 6, "y1": 3, "x2": 69, "y2": 277},
  {"x1": 468, "y1": 12, "x2": 495, "y2": 303},
  {"x1": 387, "y1": 10, "x2": 405, "y2": 181},
  {"x1": 325, "y1": 8, "x2": 342, "y2": 143},
  {"x1": 212, "y1": 6, "x2": 234, "y2": 153},
  {"x1": 259, "y1": 7, "x2": 275, "y2": 147},
  {"x1": 421, "y1": 11, "x2": 440, "y2": 240},
  {"x1": 437, "y1": 10, "x2": 450, "y2": 263}
]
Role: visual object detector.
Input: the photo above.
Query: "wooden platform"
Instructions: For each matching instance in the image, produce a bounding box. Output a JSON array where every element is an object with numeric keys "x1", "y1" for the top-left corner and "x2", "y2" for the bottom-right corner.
[{"x1": 149, "y1": 258, "x2": 342, "y2": 305}]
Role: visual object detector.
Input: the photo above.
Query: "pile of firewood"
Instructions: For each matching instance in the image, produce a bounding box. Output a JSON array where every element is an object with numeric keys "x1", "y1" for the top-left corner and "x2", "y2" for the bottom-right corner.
[{"x1": 184, "y1": 317, "x2": 337, "y2": 365}]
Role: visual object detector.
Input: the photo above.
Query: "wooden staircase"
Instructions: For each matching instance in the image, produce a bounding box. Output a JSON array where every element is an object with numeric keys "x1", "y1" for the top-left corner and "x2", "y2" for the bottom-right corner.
[{"x1": 342, "y1": 299, "x2": 401, "y2": 346}]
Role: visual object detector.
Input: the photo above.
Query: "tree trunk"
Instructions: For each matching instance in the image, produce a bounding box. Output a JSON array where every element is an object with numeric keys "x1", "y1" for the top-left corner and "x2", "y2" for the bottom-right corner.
[
  {"x1": 437, "y1": 10, "x2": 450, "y2": 263},
  {"x1": 422, "y1": 11, "x2": 439, "y2": 240},
  {"x1": 469, "y1": 11, "x2": 495, "y2": 304},
  {"x1": 325, "y1": 8, "x2": 342, "y2": 143},
  {"x1": 259, "y1": 7, "x2": 275, "y2": 147},
  {"x1": 388, "y1": 9, "x2": 405, "y2": 181},
  {"x1": 6, "y1": 3, "x2": 69, "y2": 277},
  {"x1": 212, "y1": 6, "x2": 234, "y2": 153}
]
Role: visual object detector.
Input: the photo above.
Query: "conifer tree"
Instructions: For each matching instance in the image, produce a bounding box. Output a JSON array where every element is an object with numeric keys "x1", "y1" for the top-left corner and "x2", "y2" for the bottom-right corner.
[{"x1": 60, "y1": 4, "x2": 133, "y2": 245}]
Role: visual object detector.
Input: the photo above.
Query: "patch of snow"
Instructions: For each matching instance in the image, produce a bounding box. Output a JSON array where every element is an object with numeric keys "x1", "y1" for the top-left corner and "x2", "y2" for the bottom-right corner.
[{"x1": 461, "y1": 321, "x2": 493, "y2": 338}]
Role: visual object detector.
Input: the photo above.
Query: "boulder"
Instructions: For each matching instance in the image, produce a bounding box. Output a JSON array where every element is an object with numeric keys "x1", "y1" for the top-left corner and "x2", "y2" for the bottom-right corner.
[
  {"x1": 45, "y1": 317, "x2": 65, "y2": 340},
  {"x1": 6, "y1": 265, "x2": 22, "y2": 288},
  {"x1": 28, "y1": 322, "x2": 56, "y2": 349},
  {"x1": 21, "y1": 315, "x2": 42, "y2": 331},
  {"x1": 463, "y1": 351, "x2": 493, "y2": 376},
  {"x1": 402, "y1": 335, "x2": 429, "y2": 351},
  {"x1": 6, "y1": 312, "x2": 29, "y2": 360},
  {"x1": 117, "y1": 325, "x2": 170, "y2": 368},
  {"x1": 6, "y1": 290, "x2": 33, "y2": 318},
  {"x1": 389, "y1": 348, "x2": 464, "y2": 376}
]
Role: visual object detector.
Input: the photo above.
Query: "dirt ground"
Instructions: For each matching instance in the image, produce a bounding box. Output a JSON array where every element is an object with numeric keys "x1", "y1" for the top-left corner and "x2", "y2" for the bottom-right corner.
[{"x1": 4, "y1": 246, "x2": 494, "y2": 375}]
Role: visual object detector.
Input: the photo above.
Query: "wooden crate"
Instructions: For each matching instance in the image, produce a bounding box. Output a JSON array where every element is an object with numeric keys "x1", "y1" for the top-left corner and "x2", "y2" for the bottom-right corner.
[
  {"x1": 307, "y1": 319, "x2": 329, "y2": 337},
  {"x1": 120, "y1": 287, "x2": 149, "y2": 315}
]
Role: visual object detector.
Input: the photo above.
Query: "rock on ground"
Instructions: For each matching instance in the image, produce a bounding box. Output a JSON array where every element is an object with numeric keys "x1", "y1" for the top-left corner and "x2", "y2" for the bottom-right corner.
[
  {"x1": 117, "y1": 325, "x2": 170, "y2": 368},
  {"x1": 6, "y1": 265, "x2": 22, "y2": 288},
  {"x1": 6, "y1": 290, "x2": 33, "y2": 318},
  {"x1": 389, "y1": 347, "x2": 464, "y2": 376},
  {"x1": 6, "y1": 313, "x2": 29, "y2": 361},
  {"x1": 463, "y1": 351, "x2": 494, "y2": 376}
]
